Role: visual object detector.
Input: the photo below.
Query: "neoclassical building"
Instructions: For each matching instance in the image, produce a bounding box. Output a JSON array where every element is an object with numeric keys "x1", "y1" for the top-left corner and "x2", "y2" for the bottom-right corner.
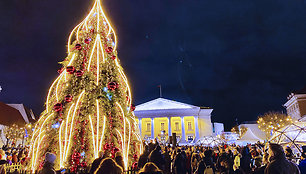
[
  {"x1": 284, "y1": 86, "x2": 306, "y2": 121},
  {"x1": 134, "y1": 98, "x2": 213, "y2": 143}
]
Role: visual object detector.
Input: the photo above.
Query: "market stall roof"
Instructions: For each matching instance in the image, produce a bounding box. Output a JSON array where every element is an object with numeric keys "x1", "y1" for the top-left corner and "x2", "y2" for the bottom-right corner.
[
  {"x1": 237, "y1": 128, "x2": 263, "y2": 144},
  {"x1": 0, "y1": 102, "x2": 34, "y2": 126},
  {"x1": 269, "y1": 122, "x2": 306, "y2": 153},
  {"x1": 195, "y1": 136, "x2": 225, "y2": 146}
]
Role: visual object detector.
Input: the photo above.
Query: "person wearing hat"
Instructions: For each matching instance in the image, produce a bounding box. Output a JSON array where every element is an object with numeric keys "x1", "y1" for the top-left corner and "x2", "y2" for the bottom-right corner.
[
  {"x1": 265, "y1": 143, "x2": 300, "y2": 174},
  {"x1": 298, "y1": 146, "x2": 306, "y2": 174},
  {"x1": 38, "y1": 152, "x2": 56, "y2": 174}
]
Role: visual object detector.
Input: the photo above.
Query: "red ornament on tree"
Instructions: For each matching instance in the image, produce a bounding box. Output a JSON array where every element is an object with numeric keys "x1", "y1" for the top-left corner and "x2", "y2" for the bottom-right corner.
[
  {"x1": 107, "y1": 82, "x2": 118, "y2": 91},
  {"x1": 53, "y1": 103, "x2": 63, "y2": 112},
  {"x1": 65, "y1": 95, "x2": 73, "y2": 102},
  {"x1": 106, "y1": 46, "x2": 113, "y2": 53},
  {"x1": 131, "y1": 104, "x2": 136, "y2": 111},
  {"x1": 111, "y1": 55, "x2": 116, "y2": 60},
  {"x1": 132, "y1": 162, "x2": 138, "y2": 170},
  {"x1": 81, "y1": 161, "x2": 87, "y2": 168},
  {"x1": 84, "y1": 38, "x2": 91, "y2": 44},
  {"x1": 66, "y1": 66, "x2": 75, "y2": 74},
  {"x1": 76, "y1": 70, "x2": 84, "y2": 77},
  {"x1": 133, "y1": 154, "x2": 138, "y2": 160},
  {"x1": 75, "y1": 44, "x2": 82, "y2": 50},
  {"x1": 104, "y1": 143, "x2": 111, "y2": 150}
]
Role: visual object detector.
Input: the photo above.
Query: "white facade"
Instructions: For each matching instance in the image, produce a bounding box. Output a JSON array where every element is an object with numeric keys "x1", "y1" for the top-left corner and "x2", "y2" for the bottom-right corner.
[
  {"x1": 213, "y1": 122, "x2": 224, "y2": 135},
  {"x1": 134, "y1": 98, "x2": 213, "y2": 143}
]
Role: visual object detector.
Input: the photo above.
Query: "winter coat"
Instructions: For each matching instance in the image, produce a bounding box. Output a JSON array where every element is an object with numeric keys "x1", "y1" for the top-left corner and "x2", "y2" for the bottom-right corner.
[
  {"x1": 240, "y1": 154, "x2": 251, "y2": 173},
  {"x1": 38, "y1": 162, "x2": 56, "y2": 174},
  {"x1": 173, "y1": 152, "x2": 187, "y2": 174},
  {"x1": 89, "y1": 157, "x2": 103, "y2": 174},
  {"x1": 149, "y1": 149, "x2": 165, "y2": 171},
  {"x1": 265, "y1": 155, "x2": 300, "y2": 174},
  {"x1": 298, "y1": 159, "x2": 306, "y2": 174},
  {"x1": 115, "y1": 156, "x2": 124, "y2": 170},
  {"x1": 196, "y1": 156, "x2": 216, "y2": 174},
  {"x1": 138, "y1": 152, "x2": 150, "y2": 169},
  {"x1": 233, "y1": 154, "x2": 241, "y2": 171},
  {"x1": 163, "y1": 152, "x2": 171, "y2": 174}
]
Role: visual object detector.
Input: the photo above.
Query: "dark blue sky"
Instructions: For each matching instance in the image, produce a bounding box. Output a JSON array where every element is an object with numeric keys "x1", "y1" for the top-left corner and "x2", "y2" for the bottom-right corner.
[{"x1": 1, "y1": 0, "x2": 306, "y2": 130}]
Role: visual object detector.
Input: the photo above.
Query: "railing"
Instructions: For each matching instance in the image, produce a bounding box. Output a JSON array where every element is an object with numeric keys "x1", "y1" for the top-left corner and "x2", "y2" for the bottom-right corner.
[
  {"x1": 4, "y1": 163, "x2": 25, "y2": 174},
  {"x1": 124, "y1": 167, "x2": 139, "y2": 174},
  {"x1": 3, "y1": 165, "x2": 138, "y2": 174}
]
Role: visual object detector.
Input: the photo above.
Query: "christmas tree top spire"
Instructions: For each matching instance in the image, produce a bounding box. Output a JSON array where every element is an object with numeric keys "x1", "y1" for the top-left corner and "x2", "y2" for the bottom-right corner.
[{"x1": 67, "y1": 0, "x2": 117, "y2": 52}]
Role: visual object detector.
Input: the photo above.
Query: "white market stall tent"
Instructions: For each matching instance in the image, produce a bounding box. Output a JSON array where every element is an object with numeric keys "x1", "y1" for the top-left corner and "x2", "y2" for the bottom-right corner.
[
  {"x1": 269, "y1": 122, "x2": 306, "y2": 153},
  {"x1": 235, "y1": 128, "x2": 264, "y2": 145},
  {"x1": 195, "y1": 136, "x2": 225, "y2": 147}
]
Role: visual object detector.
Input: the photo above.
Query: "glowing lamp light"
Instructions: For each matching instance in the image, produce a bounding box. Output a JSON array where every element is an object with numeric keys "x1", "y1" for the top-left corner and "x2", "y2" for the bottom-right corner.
[{"x1": 103, "y1": 87, "x2": 108, "y2": 92}]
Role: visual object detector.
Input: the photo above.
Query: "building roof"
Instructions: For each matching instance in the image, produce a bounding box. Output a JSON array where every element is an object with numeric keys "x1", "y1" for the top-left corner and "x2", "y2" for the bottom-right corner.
[
  {"x1": 0, "y1": 102, "x2": 36, "y2": 126},
  {"x1": 135, "y1": 98, "x2": 198, "y2": 111},
  {"x1": 134, "y1": 98, "x2": 213, "y2": 118}
]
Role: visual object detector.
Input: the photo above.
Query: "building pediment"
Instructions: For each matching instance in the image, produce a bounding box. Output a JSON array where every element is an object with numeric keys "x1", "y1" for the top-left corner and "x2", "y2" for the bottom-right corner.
[{"x1": 135, "y1": 98, "x2": 198, "y2": 111}]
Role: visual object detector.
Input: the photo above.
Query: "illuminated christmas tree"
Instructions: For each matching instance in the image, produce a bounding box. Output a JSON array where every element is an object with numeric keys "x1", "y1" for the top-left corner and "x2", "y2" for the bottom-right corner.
[{"x1": 28, "y1": 0, "x2": 142, "y2": 172}]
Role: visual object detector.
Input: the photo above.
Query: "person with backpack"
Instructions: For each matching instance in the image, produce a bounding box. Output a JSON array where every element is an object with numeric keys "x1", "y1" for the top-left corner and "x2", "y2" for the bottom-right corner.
[{"x1": 195, "y1": 149, "x2": 216, "y2": 174}]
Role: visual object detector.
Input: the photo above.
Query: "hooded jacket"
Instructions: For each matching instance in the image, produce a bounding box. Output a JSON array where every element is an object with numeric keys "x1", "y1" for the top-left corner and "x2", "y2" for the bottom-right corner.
[{"x1": 265, "y1": 154, "x2": 300, "y2": 174}]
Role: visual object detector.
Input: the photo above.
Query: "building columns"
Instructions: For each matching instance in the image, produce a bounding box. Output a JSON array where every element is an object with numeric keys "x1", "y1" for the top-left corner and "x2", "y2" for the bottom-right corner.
[
  {"x1": 194, "y1": 116, "x2": 199, "y2": 141},
  {"x1": 138, "y1": 118, "x2": 142, "y2": 137},
  {"x1": 180, "y1": 116, "x2": 186, "y2": 143},
  {"x1": 168, "y1": 117, "x2": 171, "y2": 136},
  {"x1": 151, "y1": 117, "x2": 154, "y2": 139}
]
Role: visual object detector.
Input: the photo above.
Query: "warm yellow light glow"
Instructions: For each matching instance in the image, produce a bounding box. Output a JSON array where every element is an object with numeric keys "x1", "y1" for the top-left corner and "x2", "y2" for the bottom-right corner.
[
  {"x1": 89, "y1": 115, "x2": 97, "y2": 158},
  {"x1": 59, "y1": 120, "x2": 64, "y2": 168},
  {"x1": 98, "y1": 115, "x2": 106, "y2": 152},
  {"x1": 58, "y1": 103, "x2": 75, "y2": 167},
  {"x1": 64, "y1": 90, "x2": 85, "y2": 161},
  {"x1": 96, "y1": 99, "x2": 100, "y2": 156},
  {"x1": 31, "y1": 113, "x2": 54, "y2": 172}
]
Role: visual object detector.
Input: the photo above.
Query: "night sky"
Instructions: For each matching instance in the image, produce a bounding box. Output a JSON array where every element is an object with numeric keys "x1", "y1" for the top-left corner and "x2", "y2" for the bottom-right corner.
[{"x1": 1, "y1": 0, "x2": 306, "y2": 130}]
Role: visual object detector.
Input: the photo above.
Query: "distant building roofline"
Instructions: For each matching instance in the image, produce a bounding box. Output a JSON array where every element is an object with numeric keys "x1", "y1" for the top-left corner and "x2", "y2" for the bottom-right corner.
[{"x1": 241, "y1": 121, "x2": 257, "y2": 124}]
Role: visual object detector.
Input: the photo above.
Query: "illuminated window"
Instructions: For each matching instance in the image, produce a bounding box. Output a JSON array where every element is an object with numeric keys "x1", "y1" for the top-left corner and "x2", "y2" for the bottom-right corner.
[
  {"x1": 175, "y1": 122, "x2": 180, "y2": 131},
  {"x1": 188, "y1": 122, "x2": 192, "y2": 131},
  {"x1": 161, "y1": 123, "x2": 165, "y2": 131},
  {"x1": 146, "y1": 123, "x2": 151, "y2": 132}
]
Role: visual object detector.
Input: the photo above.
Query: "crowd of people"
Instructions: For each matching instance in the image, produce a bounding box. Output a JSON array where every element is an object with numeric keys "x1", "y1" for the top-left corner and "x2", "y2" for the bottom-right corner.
[
  {"x1": 0, "y1": 144, "x2": 29, "y2": 164},
  {"x1": 87, "y1": 140, "x2": 306, "y2": 174},
  {"x1": 0, "y1": 141, "x2": 305, "y2": 174},
  {"x1": 0, "y1": 144, "x2": 30, "y2": 173}
]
